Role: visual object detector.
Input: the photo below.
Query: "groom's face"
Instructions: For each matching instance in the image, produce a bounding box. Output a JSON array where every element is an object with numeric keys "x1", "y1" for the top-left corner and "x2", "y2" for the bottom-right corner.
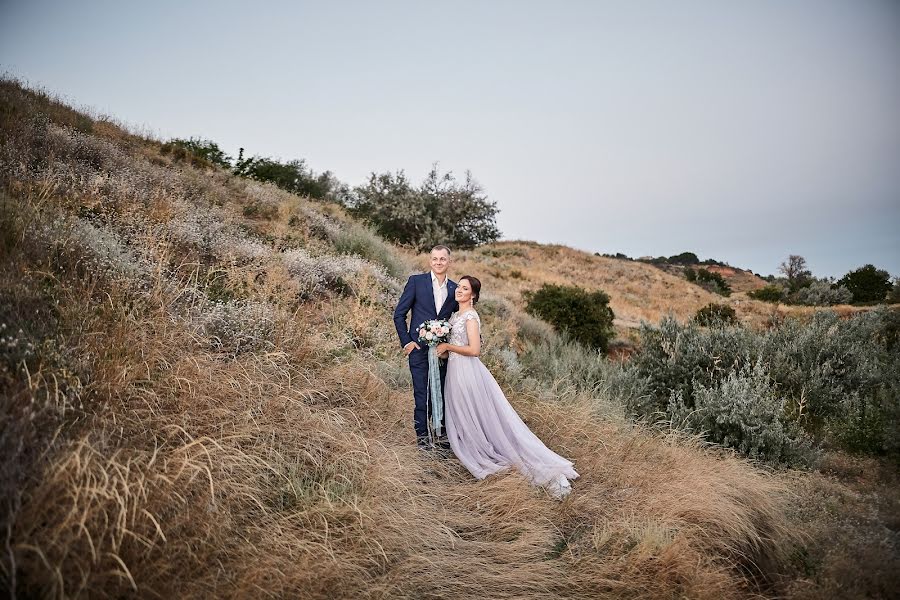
[{"x1": 430, "y1": 249, "x2": 450, "y2": 276}]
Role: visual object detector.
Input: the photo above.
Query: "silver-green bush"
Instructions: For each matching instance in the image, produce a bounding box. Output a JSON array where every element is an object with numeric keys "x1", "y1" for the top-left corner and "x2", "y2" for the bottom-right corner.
[
  {"x1": 627, "y1": 309, "x2": 900, "y2": 460},
  {"x1": 790, "y1": 280, "x2": 852, "y2": 306},
  {"x1": 626, "y1": 316, "x2": 757, "y2": 418},
  {"x1": 760, "y1": 309, "x2": 887, "y2": 422},
  {"x1": 668, "y1": 359, "x2": 810, "y2": 463}
]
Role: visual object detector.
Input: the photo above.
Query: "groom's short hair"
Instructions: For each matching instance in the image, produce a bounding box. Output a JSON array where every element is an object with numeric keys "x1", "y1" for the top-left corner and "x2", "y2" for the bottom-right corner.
[{"x1": 431, "y1": 245, "x2": 451, "y2": 255}]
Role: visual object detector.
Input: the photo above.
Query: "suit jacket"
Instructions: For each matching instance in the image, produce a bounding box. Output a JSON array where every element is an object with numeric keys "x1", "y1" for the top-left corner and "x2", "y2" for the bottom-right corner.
[{"x1": 394, "y1": 273, "x2": 459, "y2": 348}]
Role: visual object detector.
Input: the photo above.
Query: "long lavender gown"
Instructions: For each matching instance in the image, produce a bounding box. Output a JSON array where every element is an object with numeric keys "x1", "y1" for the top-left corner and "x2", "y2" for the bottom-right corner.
[{"x1": 444, "y1": 309, "x2": 579, "y2": 497}]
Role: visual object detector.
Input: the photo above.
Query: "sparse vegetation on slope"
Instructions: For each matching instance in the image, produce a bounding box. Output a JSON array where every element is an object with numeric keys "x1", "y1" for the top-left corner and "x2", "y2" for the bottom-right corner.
[
  {"x1": 686, "y1": 266, "x2": 733, "y2": 297},
  {"x1": 694, "y1": 303, "x2": 738, "y2": 327}
]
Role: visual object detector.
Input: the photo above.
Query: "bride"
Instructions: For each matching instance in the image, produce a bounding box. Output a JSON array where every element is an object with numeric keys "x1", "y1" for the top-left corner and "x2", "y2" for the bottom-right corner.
[{"x1": 435, "y1": 275, "x2": 579, "y2": 499}]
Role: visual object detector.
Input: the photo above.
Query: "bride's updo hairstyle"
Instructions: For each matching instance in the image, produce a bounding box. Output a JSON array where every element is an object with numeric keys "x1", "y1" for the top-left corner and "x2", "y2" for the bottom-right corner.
[{"x1": 459, "y1": 275, "x2": 481, "y2": 305}]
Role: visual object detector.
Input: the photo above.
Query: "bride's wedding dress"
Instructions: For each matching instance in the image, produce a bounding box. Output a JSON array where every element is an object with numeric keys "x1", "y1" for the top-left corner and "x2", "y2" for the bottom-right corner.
[{"x1": 443, "y1": 309, "x2": 579, "y2": 498}]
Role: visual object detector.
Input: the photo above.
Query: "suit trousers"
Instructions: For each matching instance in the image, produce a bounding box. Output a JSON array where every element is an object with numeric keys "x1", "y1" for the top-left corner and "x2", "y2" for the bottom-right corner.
[{"x1": 409, "y1": 346, "x2": 448, "y2": 441}]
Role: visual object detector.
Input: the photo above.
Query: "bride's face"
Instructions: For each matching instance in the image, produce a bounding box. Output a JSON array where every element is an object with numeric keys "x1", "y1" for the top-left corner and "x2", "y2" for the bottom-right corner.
[{"x1": 455, "y1": 279, "x2": 473, "y2": 303}]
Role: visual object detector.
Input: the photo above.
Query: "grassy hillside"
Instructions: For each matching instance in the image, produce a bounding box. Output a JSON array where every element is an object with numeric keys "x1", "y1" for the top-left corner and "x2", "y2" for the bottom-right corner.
[
  {"x1": 1, "y1": 79, "x2": 896, "y2": 599},
  {"x1": 452, "y1": 242, "x2": 868, "y2": 340},
  {"x1": 699, "y1": 264, "x2": 768, "y2": 293},
  {"x1": 457, "y1": 242, "x2": 722, "y2": 330}
]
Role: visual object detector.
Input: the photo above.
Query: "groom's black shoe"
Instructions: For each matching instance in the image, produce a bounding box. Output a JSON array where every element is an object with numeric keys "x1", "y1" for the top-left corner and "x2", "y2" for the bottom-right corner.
[
  {"x1": 434, "y1": 437, "x2": 452, "y2": 453},
  {"x1": 416, "y1": 437, "x2": 433, "y2": 451}
]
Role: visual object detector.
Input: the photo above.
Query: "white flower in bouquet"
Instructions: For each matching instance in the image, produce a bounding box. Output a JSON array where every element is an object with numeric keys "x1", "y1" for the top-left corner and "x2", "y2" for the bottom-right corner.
[{"x1": 418, "y1": 319, "x2": 451, "y2": 346}]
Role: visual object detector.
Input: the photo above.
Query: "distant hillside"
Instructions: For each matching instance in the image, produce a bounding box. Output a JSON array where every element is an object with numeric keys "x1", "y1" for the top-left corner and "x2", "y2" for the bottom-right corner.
[
  {"x1": 459, "y1": 243, "x2": 723, "y2": 329},
  {"x1": 698, "y1": 264, "x2": 769, "y2": 293},
  {"x1": 649, "y1": 262, "x2": 769, "y2": 294},
  {"x1": 454, "y1": 242, "x2": 812, "y2": 334},
  {"x1": 601, "y1": 251, "x2": 769, "y2": 295}
]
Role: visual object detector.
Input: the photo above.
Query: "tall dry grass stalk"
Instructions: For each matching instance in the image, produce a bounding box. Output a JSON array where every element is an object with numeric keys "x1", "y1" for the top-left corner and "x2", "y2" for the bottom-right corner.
[{"x1": 0, "y1": 77, "x2": 805, "y2": 598}]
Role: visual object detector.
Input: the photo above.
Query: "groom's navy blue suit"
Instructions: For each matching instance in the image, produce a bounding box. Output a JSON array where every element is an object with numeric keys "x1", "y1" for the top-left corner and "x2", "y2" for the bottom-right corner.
[{"x1": 393, "y1": 273, "x2": 459, "y2": 441}]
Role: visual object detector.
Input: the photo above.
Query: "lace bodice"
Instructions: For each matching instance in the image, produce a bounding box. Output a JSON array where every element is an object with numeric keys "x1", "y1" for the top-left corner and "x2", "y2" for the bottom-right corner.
[{"x1": 449, "y1": 309, "x2": 481, "y2": 348}]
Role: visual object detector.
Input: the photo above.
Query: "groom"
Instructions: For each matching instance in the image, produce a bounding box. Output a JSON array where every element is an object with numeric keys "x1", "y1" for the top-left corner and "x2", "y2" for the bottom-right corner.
[{"x1": 393, "y1": 245, "x2": 459, "y2": 449}]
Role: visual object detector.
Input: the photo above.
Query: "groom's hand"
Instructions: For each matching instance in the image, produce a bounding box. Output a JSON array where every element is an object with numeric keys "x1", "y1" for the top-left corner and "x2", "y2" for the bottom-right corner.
[{"x1": 403, "y1": 341, "x2": 420, "y2": 356}]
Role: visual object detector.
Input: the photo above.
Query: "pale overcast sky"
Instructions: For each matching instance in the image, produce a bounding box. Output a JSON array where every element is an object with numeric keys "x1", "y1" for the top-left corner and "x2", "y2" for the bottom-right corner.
[{"x1": 2, "y1": 0, "x2": 898, "y2": 278}]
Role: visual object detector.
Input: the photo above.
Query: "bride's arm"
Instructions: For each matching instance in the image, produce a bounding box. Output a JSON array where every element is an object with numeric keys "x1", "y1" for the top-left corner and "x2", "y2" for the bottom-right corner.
[{"x1": 436, "y1": 320, "x2": 481, "y2": 357}]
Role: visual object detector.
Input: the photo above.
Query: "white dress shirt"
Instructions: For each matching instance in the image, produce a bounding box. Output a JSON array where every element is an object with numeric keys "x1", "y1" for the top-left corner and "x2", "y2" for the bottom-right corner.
[{"x1": 431, "y1": 271, "x2": 448, "y2": 313}]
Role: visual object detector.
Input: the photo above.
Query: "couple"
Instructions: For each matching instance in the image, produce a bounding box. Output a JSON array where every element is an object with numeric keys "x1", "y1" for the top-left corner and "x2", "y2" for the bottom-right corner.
[{"x1": 393, "y1": 245, "x2": 578, "y2": 498}]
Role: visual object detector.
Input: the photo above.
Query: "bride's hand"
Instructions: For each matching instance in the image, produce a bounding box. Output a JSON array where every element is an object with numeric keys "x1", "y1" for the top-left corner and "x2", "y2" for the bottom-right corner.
[{"x1": 436, "y1": 342, "x2": 451, "y2": 356}]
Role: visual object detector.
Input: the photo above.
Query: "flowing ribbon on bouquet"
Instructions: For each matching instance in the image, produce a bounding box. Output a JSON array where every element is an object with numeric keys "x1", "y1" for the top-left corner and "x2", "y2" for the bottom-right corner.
[{"x1": 427, "y1": 344, "x2": 443, "y2": 440}]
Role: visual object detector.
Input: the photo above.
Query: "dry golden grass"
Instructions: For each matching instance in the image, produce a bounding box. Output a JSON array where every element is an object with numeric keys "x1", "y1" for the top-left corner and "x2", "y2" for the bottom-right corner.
[
  {"x1": 3, "y1": 77, "x2": 893, "y2": 599},
  {"x1": 700, "y1": 264, "x2": 768, "y2": 294},
  {"x1": 2, "y1": 269, "x2": 796, "y2": 598}
]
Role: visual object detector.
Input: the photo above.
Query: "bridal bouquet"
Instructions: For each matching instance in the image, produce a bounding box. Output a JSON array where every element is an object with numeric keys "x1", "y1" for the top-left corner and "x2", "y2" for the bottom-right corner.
[
  {"x1": 417, "y1": 319, "x2": 451, "y2": 440},
  {"x1": 418, "y1": 319, "x2": 451, "y2": 346}
]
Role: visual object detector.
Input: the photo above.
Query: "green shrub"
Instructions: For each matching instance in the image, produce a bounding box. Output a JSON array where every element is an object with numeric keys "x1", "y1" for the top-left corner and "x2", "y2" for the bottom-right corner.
[
  {"x1": 694, "y1": 268, "x2": 732, "y2": 297},
  {"x1": 160, "y1": 139, "x2": 348, "y2": 203},
  {"x1": 760, "y1": 310, "x2": 888, "y2": 424},
  {"x1": 627, "y1": 317, "x2": 757, "y2": 419},
  {"x1": 827, "y1": 386, "x2": 899, "y2": 455},
  {"x1": 660, "y1": 308, "x2": 899, "y2": 455},
  {"x1": 668, "y1": 360, "x2": 810, "y2": 463},
  {"x1": 685, "y1": 267, "x2": 732, "y2": 296},
  {"x1": 345, "y1": 170, "x2": 426, "y2": 245},
  {"x1": 748, "y1": 285, "x2": 784, "y2": 303},
  {"x1": 641, "y1": 254, "x2": 724, "y2": 267},
  {"x1": 233, "y1": 150, "x2": 338, "y2": 201},
  {"x1": 627, "y1": 309, "x2": 900, "y2": 458},
  {"x1": 480, "y1": 246, "x2": 526, "y2": 258},
  {"x1": 668, "y1": 252, "x2": 699, "y2": 265},
  {"x1": 161, "y1": 137, "x2": 231, "y2": 169},
  {"x1": 694, "y1": 303, "x2": 737, "y2": 326},
  {"x1": 0, "y1": 192, "x2": 25, "y2": 258},
  {"x1": 523, "y1": 284, "x2": 615, "y2": 352},
  {"x1": 347, "y1": 165, "x2": 500, "y2": 251},
  {"x1": 600, "y1": 251, "x2": 633, "y2": 260},
  {"x1": 836, "y1": 264, "x2": 893, "y2": 303},
  {"x1": 699, "y1": 258, "x2": 728, "y2": 267}
]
